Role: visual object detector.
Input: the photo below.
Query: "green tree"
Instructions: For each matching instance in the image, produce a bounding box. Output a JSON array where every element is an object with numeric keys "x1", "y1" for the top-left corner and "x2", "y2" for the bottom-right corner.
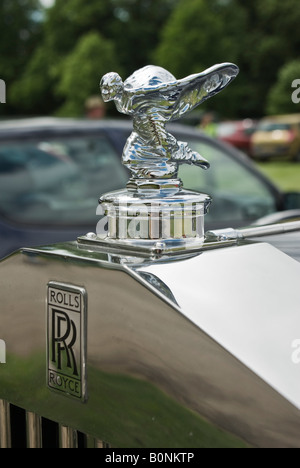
[
  {"x1": 41, "y1": 0, "x2": 178, "y2": 79},
  {"x1": 244, "y1": 0, "x2": 300, "y2": 116},
  {"x1": 110, "y1": 0, "x2": 178, "y2": 76},
  {"x1": 154, "y1": 0, "x2": 242, "y2": 76},
  {"x1": 56, "y1": 31, "x2": 122, "y2": 116},
  {"x1": 0, "y1": 0, "x2": 42, "y2": 115},
  {"x1": 10, "y1": 42, "x2": 64, "y2": 115},
  {"x1": 266, "y1": 60, "x2": 300, "y2": 115},
  {"x1": 41, "y1": 0, "x2": 116, "y2": 60},
  {"x1": 10, "y1": 0, "x2": 178, "y2": 116},
  {"x1": 154, "y1": 0, "x2": 248, "y2": 118},
  {"x1": 154, "y1": 0, "x2": 300, "y2": 118}
]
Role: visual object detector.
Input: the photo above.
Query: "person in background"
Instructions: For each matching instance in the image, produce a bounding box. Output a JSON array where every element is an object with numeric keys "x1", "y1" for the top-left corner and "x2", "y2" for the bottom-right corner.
[
  {"x1": 199, "y1": 112, "x2": 217, "y2": 137},
  {"x1": 85, "y1": 96, "x2": 106, "y2": 119}
]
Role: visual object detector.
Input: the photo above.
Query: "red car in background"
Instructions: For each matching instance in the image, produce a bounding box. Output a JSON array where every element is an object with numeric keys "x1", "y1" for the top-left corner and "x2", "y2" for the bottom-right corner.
[{"x1": 216, "y1": 119, "x2": 257, "y2": 155}]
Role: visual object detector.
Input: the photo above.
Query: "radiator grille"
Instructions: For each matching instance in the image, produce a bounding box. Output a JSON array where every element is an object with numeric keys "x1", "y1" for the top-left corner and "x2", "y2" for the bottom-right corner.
[{"x1": 0, "y1": 399, "x2": 110, "y2": 448}]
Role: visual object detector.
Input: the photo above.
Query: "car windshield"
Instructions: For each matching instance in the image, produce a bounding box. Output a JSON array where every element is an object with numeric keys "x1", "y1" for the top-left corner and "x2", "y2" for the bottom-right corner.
[
  {"x1": 0, "y1": 130, "x2": 277, "y2": 229},
  {"x1": 179, "y1": 138, "x2": 277, "y2": 226},
  {"x1": 0, "y1": 135, "x2": 128, "y2": 225}
]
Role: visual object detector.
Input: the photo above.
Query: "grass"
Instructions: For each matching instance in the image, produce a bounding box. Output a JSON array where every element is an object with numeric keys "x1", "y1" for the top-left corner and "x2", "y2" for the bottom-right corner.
[{"x1": 256, "y1": 161, "x2": 300, "y2": 192}]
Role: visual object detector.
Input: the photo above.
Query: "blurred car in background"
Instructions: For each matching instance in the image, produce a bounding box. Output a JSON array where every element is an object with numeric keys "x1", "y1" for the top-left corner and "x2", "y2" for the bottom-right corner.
[
  {"x1": 0, "y1": 117, "x2": 299, "y2": 259},
  {"x1": 216, "y1": 119, "x2": 257, "y2": 155},
  {"x1": 251, "y1": 114, "x2": 300, "y2": 161}
]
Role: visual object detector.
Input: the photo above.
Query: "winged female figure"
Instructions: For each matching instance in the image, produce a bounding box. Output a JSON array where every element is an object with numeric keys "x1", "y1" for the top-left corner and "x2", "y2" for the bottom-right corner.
[{"x1": 100, "y1": 63, "x2": 239, "y2": 180}]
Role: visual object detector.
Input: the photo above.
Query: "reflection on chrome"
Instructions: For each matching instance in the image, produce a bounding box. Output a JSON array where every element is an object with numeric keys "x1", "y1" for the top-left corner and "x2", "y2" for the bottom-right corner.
[
  {"x1": 0, "y1": 339, "x2": 5, "y2": 364},
  {"x1": 3, "y1": 59, "x2": 300, "y2": 450},
  {"x1": 0, "y1": 79, "x2": 6, "y2": 104},
  {"x1": 100, "y1": 63, "x2": 239, "y2": 182}
]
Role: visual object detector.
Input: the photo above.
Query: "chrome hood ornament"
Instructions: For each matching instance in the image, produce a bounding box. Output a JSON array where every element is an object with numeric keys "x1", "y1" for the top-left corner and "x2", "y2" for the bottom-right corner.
[
  {"x1": 80, "y1": 63, "x2": 239, "y2": 255},
  {"x1": 100, "y1": 63, "x2": 238, "y2": 185}
]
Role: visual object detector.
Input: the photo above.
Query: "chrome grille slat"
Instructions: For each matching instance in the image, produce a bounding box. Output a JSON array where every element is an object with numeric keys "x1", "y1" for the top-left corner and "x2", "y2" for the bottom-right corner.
[
  {"x1": 59, "y1": 425, "x2": 78, "y2": 449},
  {"x1": 95, "y1": 439, "x2": 110, "y2": 448},
  {"x1": 0, "y1": 399, "x2": 11, "y2": 448},
  {"x1": 0, "y1": 400, "x2": 110, "y2": 448},
  {"x1": 26, "y1": 412, "x2": 42, "y2": 448},
  {"x1": 85, "y1": 435, "x2": 110, "y2": 448}
]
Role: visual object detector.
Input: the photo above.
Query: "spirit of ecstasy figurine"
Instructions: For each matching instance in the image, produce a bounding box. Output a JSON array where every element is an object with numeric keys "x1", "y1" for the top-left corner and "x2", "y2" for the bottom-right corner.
[
  {"x1": 100, "y1": 63, "x2": 239, "y2": 184},
  {"x1": 80, "y1": 62, "x2": 239, "y2": 252}
]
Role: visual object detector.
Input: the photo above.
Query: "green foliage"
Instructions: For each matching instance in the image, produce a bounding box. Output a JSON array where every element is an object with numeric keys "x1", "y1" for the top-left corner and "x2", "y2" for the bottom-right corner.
[
  {"x1": 154, "y1": 0, "x2": 300, "y2": 118},
  {"x1": 41, "y1": 0, "x2": 177, "y2": 79},
  {"x1": 266, "y1": 60, "x2": 300, "y2": 115},
  {"x1": 0, "y1": 0, "x2": 42, "y2": 115},
  {"x1": 0, "y1": 0, "x2": 41, "y2": 80},
  {"x1": 10, "y1": 46, "x2": 57, "y2": 115},
  {"x1": 110, "y1": 0, "x2": 178, "y2": 76},
  {"x1": 154, "y1": 0, "x2": 241, "y2": 76},
  {"x1": 56, "y1": 32, "x2": 122, "y2": 117},
  {"x1": 6, "y1": 0, "x2": 177, "y2": 116},
  {"x1": 4, "y1": 0, "x2": 300, "y2": 118},
  {"x1": 42, "y1": 0, "x2": 116, "y2": 60},
  {"x1": 154, "y1": 0, "x2": 247, "y2": 117}
]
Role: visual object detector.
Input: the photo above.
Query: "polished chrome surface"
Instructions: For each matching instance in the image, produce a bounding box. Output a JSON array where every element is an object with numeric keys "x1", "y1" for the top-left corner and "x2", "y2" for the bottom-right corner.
[
  {"x1": 26, "y1": 412, "x2": 42, "y2": 448},
  {"x1": 0, "y1": 399, "x2": 110, "y2": 448},
  {"x1": 133, "y1": 242, "x2": 300, "y2": 412},
  {"x1": 93, "y1": 439, "x2": 110, "y2": 448},
  {"x1": 207, "y1": 220, "x2": 300, "y2": 241},
  {"x1": 100, "y1": 64, "x2": 238, "y2": 181},
  {"x1": 252, "y1": 231, "x2": 300, "y2": 263},
  {"x1": 95, "y1": 187, "x2": 213, "y2": 250},
  {"x1": 0, "y1": 400, "x2": 11, "y2": 448},
  {"x1": 95, "y1": 63, "x2": 238, "y2": 253},
  {"x1": 78, "y1": 228, "x2": 236, "y2": 258},
  {"x1": 59, "y1": 425, "x2": 78, "y2": 448},
  {"x1": 79, "y1": 219, "x2": 300, "y2": 257},
  {"x1": 0, "y1": 339, "x2": 5, "y2": 363},
  {"x1": 1, "y1": 239, "x2": 300, "y2": 447},
  {"x1": 84, "y1": 189, "x2": 211, "y2": 254}
]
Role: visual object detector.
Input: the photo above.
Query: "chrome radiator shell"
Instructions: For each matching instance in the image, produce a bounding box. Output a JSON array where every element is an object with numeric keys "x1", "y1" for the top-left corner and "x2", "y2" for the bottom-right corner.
[{"x1": 1, "y1": 239, "x2": 300, "y2": 448}]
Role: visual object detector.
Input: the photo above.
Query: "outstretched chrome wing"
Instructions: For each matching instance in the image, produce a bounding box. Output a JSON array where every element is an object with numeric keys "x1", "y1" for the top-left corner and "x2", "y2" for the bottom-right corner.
[
  {"x1": 168, "y1": 62, "x2": 239, "y2": 121},
  {"x1": 123, "y1": 63, "x2": 239, "y2": 120}
]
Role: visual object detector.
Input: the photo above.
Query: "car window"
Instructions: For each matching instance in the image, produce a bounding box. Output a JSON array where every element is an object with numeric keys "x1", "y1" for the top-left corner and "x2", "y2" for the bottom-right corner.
[
  {"x1": 179, "y1": 138, "x2": 277, "y2": 227},
  {"x1": 258, "y1": 123, "x2": 291, "y2": 131},
  {"x1": 0, "y1": 135, "x2": 128, "y2": 225}
]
